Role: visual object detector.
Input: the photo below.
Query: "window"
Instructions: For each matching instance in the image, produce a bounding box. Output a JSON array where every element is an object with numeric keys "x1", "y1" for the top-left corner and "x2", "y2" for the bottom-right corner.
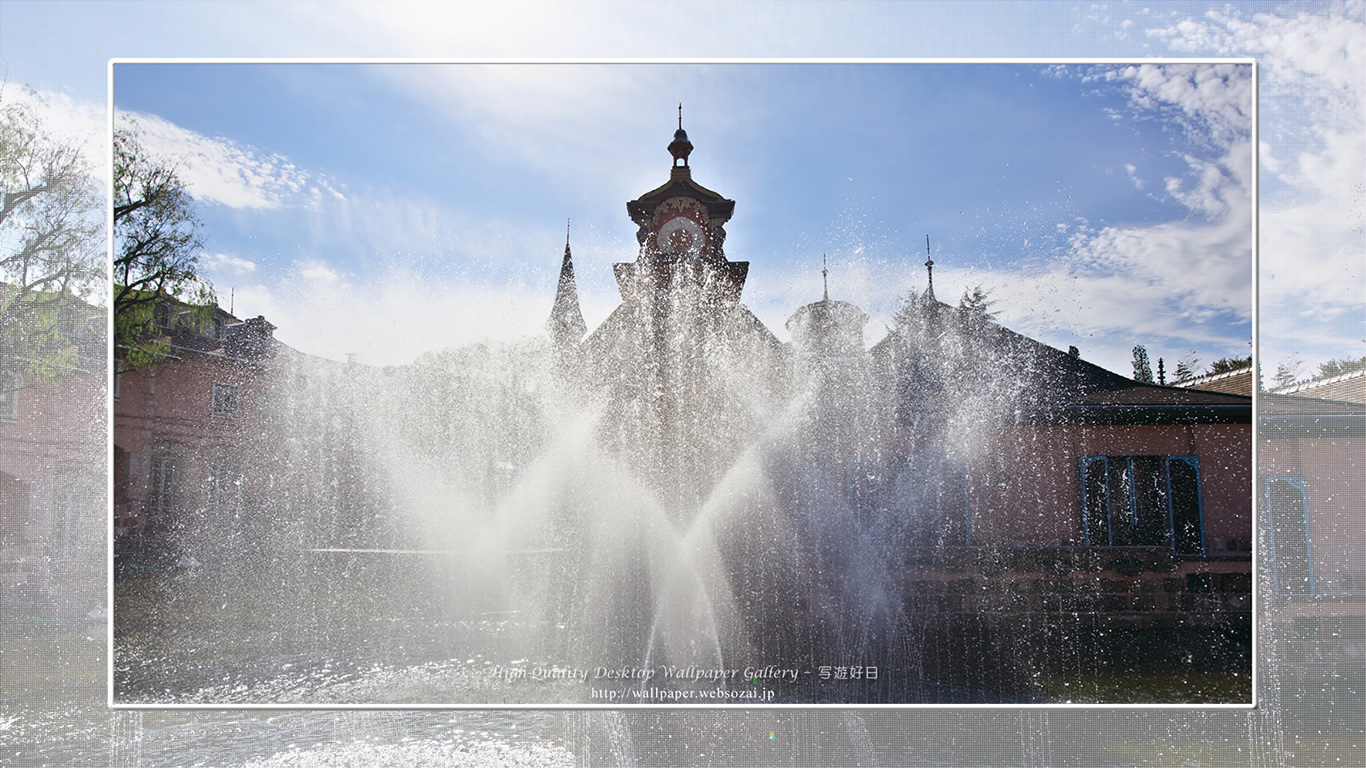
[
  {"x1": 146, "y1": 454, "x2": 180, "y2": 522},
  {"x1": 210, "y1": 382, "x2": 239, "y2": 419},
  {"x1": 0, "y1": 374, "x2": 16, "y2": 422},
  {"x1": 204, "y1": 448, "x2": 241, "y2": 513},
  {"x1": 1263, "y1": 476, "x2": 1314, "y2": 595},
  {"x1": 1080, "y1": 455, "x2": 1204, "y2": 554}
]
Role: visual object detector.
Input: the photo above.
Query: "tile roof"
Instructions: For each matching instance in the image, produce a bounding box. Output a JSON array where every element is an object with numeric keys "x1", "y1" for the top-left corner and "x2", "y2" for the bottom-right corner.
[
  {"x1": 870, "y1": 299, "x2": 1251, "y2": 424},
  {"x1": 1172, "y1": 367, "x2": 1254, "y2": 396},
  {"x1": 1269, "y1": 369, "x2": 1366, "y2": 404}
]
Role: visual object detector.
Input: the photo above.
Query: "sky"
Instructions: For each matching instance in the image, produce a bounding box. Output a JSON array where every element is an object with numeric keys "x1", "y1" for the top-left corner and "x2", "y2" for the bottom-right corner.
[{"x1": 2, "y1": 1, "x2": 1362, "y2": 381}]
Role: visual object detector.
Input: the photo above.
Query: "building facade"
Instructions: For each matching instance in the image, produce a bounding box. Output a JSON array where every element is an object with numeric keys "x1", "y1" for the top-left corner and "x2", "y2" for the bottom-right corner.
[
  {"x1": 548, "y1": 122, "x2": 1253, "y2": 560},
  {"x1": 113, "y1": 303, "x2": 278, "y2": 564},
  {"x1": 542, "y1": 123, "x2": 1254, "y2": 690},
  {"x1": 0, "y1": 293, "x2": 106, "y2": 598},
  {"x1": 110, "y1": 121, "x2": 1259, "y2": 696}
]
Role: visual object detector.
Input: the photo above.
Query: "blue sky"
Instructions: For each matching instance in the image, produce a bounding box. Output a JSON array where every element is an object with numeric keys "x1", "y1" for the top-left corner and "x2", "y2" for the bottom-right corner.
[
  {"x1": 2, "y1": 1, "x2": 1361, "y2": 381},
  {"x1": 100, "y1": 61, "x2": 1254, "y2": 372}
]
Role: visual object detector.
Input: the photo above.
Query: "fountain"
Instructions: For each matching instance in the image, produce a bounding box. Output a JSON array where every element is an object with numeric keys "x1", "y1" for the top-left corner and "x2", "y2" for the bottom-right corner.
[{"x1": 112, "y1": 119, "x2": 1250, "y2": 707}]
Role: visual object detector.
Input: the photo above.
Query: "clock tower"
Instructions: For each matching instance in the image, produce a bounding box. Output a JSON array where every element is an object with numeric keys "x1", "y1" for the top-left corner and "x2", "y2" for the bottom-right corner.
[
  {"x1": 575, "y1": 112, "x2": 784, "y2": 523},
  {"x1": 613, "y1": 106, "x2": 749, "y2": 309}
]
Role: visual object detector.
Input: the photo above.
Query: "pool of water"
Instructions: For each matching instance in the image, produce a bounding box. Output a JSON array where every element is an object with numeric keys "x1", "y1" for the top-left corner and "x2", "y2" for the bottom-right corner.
[
  {"x1": 114, "y1": 562, "x2": 583, "y2": 705},
  {"x1": 112, "y1": 559, "x2": 1037, "y2": 707}
]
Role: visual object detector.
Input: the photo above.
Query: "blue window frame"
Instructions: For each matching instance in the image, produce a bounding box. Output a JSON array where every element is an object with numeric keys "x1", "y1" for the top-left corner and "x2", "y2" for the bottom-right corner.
[
  {"x1": 1080, "y1": 455, "x2": 1205, "y2": 554},
  {"x1": 1262, "y1": 476, "x2": 1314, "y2": 595},
  {"x1": 0, "y1": 373, "x2": 17, "y2": 422}
]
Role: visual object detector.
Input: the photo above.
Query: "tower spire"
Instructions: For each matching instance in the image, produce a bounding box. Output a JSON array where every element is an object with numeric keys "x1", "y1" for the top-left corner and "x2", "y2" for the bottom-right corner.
[
  {"x1": 822, "y1": 253, "x2": 829, "y2": 302},
  {"x1": 669, "y1": 103, "x2": 693, "y2": 168},
  {"x1": 924, "y1": 234, "x2": 936, "y2": 302},
  {"x1": 547, "y1": 219, "x2": 587, "y2": 344}
]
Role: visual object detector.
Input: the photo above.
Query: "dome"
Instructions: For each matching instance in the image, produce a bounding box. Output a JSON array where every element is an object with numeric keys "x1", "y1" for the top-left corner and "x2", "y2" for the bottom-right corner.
[{"x1": 786, "y1": 298, "x2": 868, "y2": 355}]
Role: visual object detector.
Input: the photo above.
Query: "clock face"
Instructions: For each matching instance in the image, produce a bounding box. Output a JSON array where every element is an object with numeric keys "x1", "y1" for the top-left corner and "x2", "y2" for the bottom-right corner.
[{"x1": 655, "y1": 215, "x2": 706, "y2": 256}]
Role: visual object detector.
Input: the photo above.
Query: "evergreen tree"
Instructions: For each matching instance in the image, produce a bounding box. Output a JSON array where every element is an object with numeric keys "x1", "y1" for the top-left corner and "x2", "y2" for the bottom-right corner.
[
  {"x1": 1157, "y1": 357, "x2": 1166, "y2": 385},
  {"x1": 957, "y1": 284, "x2": 998, "y2": 322},
  {"x1": 1131, "y1": 345, "x2": 1154, "y2": 383},
  {"x1": 1315, "y1": 354, "x2": 1366, "y2": 379},
  {"x1": 891, "y1": 287, "x2": 927, "y2": 329},
  {"x1": 1208, "y1": 355, "x2": 1252, "y2": 375}
]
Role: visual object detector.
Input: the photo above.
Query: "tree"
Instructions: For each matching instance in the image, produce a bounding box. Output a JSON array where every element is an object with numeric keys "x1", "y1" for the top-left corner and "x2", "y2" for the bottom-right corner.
[
  {"x1": 891, "y1": 286, "x2": 930, "y2": 329},
  {"x1": 1207, "y1": 355, "x2": 1252, "y2": 375},
  {"x1": 1173, "y1": 350, "x2": 1201, "y2": 383},
  {"x1": 1273, "y1": 354, "x2": 1304, "y2": 390},
  {"x1": 113, "y1": 124, "x2": 213, "y2": 365},
  {"x1": 1157, "y1": 357, "x2": 1166, "y2": 385},
  {"x1": 1315, "y1": 354, "x2": 1366, "y2": 380},
  {"x1": 1, "y1": 92, "x2": 104, "y2": 380},
  {"x1": 957, "y1": 284, "x2": 998, "y2": 323},
  {"x1": 1131, "y1": 344, "x2": 1153, "y2": 383}
]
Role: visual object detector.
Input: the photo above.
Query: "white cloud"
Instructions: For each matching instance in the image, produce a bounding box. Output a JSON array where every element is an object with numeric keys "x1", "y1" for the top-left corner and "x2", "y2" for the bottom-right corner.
[
  {"x1": 4, "y1": 86, "x2": 107, "y2": 182},
  {"x1": 204, "y1": 252, "x2": 257, "y2": 275},
  {"x1": 1123, "y1": 163, "x2": 1143, "y2": 189},
  {"x1": 1011, "y1": 62, "x2": 1256, "y2": 372},
  {"x1": 240, "y1": 265, "x2": 554, "y2": 366},
  {"x1": 746, "y1": 61, "x2": 1256, "y2": 375},
  {"x1": 297, "y1": 260, "x2": 340, "y2": 283},
  {"x1": 218, "y1": 201, "x2": 628, "y2": 365},
  {"x1": 1149, "y1": 4, "x2": 1366, "y2": 369},
  {"x1": 112, "y1": 99, "x2": 639, "y2": 362},
  {"x1": 742, "y1": 248, "x2": 1254, "y2": 376},
  {"x1": 116, "y1": 110, "x2": 322, "y2": 209},
  {"x1": 1091, "y1": 63, "x2": 1252, "y2": 150}
]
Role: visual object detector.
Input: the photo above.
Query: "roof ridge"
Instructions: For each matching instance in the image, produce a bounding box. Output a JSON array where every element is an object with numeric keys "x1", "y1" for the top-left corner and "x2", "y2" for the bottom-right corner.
[
  {"x1": 1269, "y1": 366, "x2": 1366, "y2": 394},
  {"x1": 1172, "y1": 365, "x2": 1252, "y2": 388}
]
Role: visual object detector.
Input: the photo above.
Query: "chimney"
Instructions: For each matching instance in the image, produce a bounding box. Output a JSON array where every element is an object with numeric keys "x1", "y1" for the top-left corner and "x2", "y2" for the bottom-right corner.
[{"x1": 225, "y1": 315, "x2": 277, "y2": 360}]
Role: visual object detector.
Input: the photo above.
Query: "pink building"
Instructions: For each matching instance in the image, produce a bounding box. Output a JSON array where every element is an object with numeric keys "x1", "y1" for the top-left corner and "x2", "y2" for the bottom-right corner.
[
  {"x1": 1260, "y1": 391, "x2": 1364, "y2": 599},
  {"x1": 113, "y1": 303, "x2": 276, "y2": 554},
  {"x1": 0, "y1": 295, "x2": 105, "y2": 593}
]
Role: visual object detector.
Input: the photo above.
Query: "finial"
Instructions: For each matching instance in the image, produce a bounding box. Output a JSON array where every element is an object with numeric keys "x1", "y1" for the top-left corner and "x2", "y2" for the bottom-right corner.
[
  {"x1": 566, "y1": 218, "x2": 571, "y2": 249},
  {"x1": 822, "y1": 253, "x2": 829, "y2": 302},
  {"x1": 924, "y1": 235, "x2": 936, "y2": 300},
  {"x1": 668, "y1": 106, "x2": 694, "y2": 167}
]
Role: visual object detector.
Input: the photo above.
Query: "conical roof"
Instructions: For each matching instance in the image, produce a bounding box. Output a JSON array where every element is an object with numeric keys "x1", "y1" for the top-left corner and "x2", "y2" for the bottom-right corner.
[{"x1": 547, "y1": 225, "x2": 587, "y2": 343}]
